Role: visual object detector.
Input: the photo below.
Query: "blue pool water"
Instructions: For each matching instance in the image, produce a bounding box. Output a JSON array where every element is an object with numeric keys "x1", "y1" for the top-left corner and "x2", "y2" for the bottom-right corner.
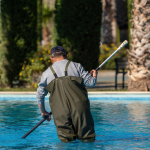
[{"x1": 0, "y1": 94, "x2": 150, "y2": 149}]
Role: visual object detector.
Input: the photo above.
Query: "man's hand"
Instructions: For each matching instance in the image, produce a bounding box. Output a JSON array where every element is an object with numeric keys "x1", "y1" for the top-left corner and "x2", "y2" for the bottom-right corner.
[
  {"x1": 89, "y1": 70, "x2": 97, "y2": 77},
  {"x1": 38, "y1": 103, "x2": 51, "y2": 122},
  {"x1": 41, "y1": 111, "x2": 51, "y2": 122}
]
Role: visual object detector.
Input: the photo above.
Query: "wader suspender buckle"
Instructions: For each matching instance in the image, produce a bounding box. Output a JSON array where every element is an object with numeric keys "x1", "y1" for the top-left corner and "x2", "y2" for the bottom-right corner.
[{"x1": 50, "y1": 61, "x2": 71, "y2": 78}]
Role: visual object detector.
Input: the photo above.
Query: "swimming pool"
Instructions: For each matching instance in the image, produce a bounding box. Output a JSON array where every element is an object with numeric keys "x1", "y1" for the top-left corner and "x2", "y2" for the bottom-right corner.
[{"x1": 0, "y1": 93, "x2": 150, "y2": 149}]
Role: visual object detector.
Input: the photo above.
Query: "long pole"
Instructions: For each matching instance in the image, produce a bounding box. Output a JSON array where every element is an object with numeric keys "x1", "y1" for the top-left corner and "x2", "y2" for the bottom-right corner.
[
  {"x1": 95, "y1": 40, "x2": 128, "y2": 71},
  {"x1": 22, "y1": 112, "x2": 52, "y2": 139}
]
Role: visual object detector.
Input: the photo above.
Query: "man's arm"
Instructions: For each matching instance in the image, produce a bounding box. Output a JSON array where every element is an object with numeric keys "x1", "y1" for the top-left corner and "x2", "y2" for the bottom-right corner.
[
  {"x1": 38, "y1": 103, "x2": 51, "y2": 121},
  {"x1": 78, "y1": 64, "x2": 98, "y2": 87},
  {"x1": 36, "y1": 73, "x2": 51, "y2": 121}
]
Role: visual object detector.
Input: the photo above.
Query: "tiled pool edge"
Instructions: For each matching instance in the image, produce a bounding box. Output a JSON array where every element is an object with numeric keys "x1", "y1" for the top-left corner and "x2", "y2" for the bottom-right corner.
[
  {"x1": 0, "y1": 91, "x2": 149, "y2": 101},
  {"x1": 0, "y1": 91, "x2": 149, "y2": 94}
]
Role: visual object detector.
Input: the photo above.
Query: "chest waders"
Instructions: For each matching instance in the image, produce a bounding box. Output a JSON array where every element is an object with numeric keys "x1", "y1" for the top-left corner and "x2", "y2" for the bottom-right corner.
[{"x1": 45, "y1": 61, "x2": 95, "y2": 142}]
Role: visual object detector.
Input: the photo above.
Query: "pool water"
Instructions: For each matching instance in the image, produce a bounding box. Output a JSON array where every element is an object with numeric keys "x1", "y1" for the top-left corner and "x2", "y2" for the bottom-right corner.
[{"x1": 1, "y1": 96, "x2": 150, "y2": 149}]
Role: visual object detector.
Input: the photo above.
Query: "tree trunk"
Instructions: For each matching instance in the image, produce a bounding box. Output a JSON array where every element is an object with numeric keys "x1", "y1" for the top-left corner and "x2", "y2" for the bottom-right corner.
[
  {"x1": 102, "y1": 0, "x2": 116, "y2": 45},
  {"x1": 128, "y1": 0, "x2": 150, "y2": 91},
  {"x1": 128, "y1": 78, "x2": 150, "y2": 91}
]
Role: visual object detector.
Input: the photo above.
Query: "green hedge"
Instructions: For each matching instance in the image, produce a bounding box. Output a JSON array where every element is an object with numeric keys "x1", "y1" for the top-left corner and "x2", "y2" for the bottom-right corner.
[
  {"x1": 1, "y1": 0, "x2": 41, "y2": 87},
  {"x1": 53, "y1": 0, "x2": 102, "y2": 71}
]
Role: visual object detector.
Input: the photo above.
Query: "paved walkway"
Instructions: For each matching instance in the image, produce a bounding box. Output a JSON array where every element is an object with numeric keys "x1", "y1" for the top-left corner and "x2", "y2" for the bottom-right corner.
[{"x1": 87, "y1": 70, "x2": 128, "y2": 90}]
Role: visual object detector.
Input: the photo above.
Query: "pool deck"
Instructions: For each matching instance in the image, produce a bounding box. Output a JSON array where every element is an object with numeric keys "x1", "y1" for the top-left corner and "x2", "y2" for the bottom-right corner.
[
  {"x1": 90, "y1": 70, "x2": 129, "y2": 90},
  {"x1": 0, "y1": 70, "x2": 149, "y2": 93}
]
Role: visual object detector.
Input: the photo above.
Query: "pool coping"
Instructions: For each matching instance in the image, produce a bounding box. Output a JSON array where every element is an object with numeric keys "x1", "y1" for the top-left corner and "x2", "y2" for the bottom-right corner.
[
  {"x1": 0, "y1": 91, "x2": 149, "y2": 95},
  {"x1": 0, "y1": 91, "x2": 149, "y2": 101}
]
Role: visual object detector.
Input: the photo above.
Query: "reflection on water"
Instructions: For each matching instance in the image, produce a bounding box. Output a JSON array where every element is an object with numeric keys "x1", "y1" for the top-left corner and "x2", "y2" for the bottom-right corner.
[
  {"x1": 0, "y1": 100, "x2": 150, "y2": 149},
  {"x1": 128, "y1": 103, "x2": 148, "y2": 121}
]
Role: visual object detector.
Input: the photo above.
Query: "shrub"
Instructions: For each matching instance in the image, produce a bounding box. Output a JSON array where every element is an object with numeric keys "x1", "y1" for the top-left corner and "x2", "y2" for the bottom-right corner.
[
  {"x1": 19, "y1": 42, "x2": 52, "y2": 88},
  {"x1": 53, "y1": 0, "x2": 102, "y2": 71}
]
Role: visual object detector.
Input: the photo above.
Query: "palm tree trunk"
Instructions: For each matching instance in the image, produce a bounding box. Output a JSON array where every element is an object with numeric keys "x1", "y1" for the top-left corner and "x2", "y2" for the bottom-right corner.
[{"x1": 128, "y1": 0, "x2": 150, "y2": 91}]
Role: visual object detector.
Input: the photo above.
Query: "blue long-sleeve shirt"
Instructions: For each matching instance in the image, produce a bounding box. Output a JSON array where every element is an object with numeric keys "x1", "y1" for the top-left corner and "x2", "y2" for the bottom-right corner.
[{"x1": 36, "y1": 59, "x2": 97, "y2": 104}]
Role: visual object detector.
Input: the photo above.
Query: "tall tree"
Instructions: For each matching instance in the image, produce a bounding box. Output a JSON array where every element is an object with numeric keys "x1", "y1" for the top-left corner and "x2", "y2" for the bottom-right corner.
[
  {"x1": 128, "y1": 0, "x2": 150, "y2": 91},
  {"x1": 1, "y1": 0, "x2": 41, "y2": 87},
  {"x1": 53, "y1": 0, "x2": 102, "y2": 71}
]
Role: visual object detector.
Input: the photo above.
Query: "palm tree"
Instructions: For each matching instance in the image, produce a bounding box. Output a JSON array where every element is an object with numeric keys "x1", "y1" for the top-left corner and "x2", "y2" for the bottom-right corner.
[{"x1": 128, "y1": 0, "x2": 150, "y2": 91}]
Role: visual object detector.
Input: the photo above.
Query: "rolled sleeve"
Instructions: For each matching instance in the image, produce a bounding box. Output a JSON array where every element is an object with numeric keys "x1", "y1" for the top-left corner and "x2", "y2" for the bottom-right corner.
[
  {"x1": 36, "y1": 73, "x2": 48, "y2": 104},
  {"x1": 79, "y1": 64, "x2": 97, "y2": 87}
]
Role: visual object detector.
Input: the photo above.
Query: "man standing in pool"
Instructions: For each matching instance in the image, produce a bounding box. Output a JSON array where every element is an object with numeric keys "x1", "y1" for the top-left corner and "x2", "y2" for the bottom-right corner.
[{"x1": 36, "y1": 46, "x2": 97, "y2": 142}]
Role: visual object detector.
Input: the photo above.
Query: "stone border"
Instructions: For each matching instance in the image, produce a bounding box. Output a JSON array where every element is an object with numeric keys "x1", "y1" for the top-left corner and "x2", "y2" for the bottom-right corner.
[
  {"x1": 88, "y1": 91, "x2": 150, "y2": 94},
  {"x1": 0, "y1": 91, "x2": 149, "y2": 95}
]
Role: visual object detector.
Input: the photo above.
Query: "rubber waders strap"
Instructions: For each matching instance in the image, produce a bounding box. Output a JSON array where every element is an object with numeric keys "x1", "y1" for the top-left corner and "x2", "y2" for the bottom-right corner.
[
  {"x1": 65, "y1": 61, "x2": 71, "y2": 76},
  {"x1": 50, "y1": 66, "x2": 58, "y2": 78}
]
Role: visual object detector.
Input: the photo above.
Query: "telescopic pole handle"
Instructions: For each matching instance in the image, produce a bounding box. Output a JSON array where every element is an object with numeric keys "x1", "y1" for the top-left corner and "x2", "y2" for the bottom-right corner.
[
  {"x1": 91, "y1": 40, "x2": 128, "y2": 76},
  {"x1": 21, "y1": 112, "x2": 52, "y2": 139}
]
